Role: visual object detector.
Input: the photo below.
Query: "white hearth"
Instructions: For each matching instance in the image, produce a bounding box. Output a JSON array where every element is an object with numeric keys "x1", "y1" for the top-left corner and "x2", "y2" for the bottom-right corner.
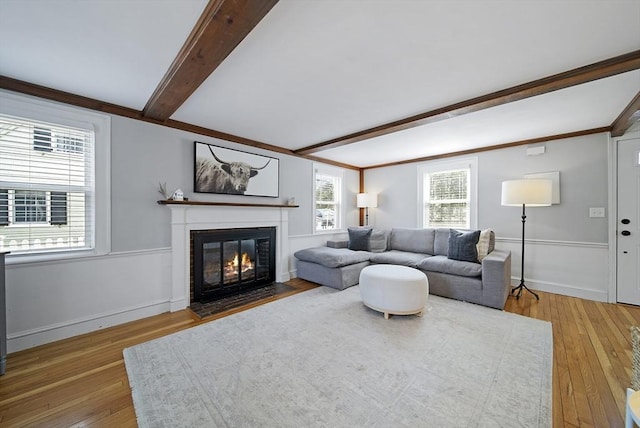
[{"x1": 164, "y1": 203, "x2": 292, "y2": 311}]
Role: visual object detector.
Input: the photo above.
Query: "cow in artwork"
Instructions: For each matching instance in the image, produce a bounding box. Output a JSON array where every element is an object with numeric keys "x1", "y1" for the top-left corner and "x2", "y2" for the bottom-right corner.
[{"x1": 195, "y1": 149, "x2": 271, "y2": 195}]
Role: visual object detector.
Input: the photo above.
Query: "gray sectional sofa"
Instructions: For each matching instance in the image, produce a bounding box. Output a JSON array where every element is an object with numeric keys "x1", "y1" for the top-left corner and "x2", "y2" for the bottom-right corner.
[{"x1": 294, "y1": 227, "x2": 512, "y2": 310}]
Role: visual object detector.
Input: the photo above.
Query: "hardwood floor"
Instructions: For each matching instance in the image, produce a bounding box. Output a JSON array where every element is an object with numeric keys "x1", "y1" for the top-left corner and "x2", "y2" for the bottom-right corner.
[
  {"x1": 504, "y1": 288, "x2": 640, "y2": 428},
  {"x1": 0, "y1": 280, "x2": 637, "y2": 427}
]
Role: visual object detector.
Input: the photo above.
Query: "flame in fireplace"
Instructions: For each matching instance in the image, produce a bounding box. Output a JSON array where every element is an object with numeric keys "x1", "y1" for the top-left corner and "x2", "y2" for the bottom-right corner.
[
  {"x1": 234, "y1": 252, "x2": 253, "y2": 272},
  {"x1": 225, "y1": 252, "x2": 254, "y2": 280}
]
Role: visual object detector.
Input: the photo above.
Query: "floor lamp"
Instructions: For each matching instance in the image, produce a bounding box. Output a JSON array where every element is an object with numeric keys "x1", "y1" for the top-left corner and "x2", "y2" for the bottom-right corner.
[
  {"x1": 357, "y1": 193, "x2": 378, "y2": 226},
  {"x1": 501, "y1": 179, "x2": 552, "y2": 300}
]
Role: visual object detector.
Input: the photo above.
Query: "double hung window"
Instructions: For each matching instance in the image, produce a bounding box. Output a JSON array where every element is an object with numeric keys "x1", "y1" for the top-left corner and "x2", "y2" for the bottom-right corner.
[
  {"x1": 418, "y1": 158, "x2": 477, "y2": 229},
  {"x1": 0, "y1": 92, "x2": 109, "y2": 258},
  {"x1": 0, "y1": 116, "x2": 92, "y2": 254},
  {"x1": 314, "y1": 165, "x2": 343, "y2": 232}
]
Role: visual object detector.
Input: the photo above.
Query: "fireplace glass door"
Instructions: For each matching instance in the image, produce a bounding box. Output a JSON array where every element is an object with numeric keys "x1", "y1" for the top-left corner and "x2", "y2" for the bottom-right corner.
[{"x1": 193, "y1": 227, "x2": 276, "y2": 303}]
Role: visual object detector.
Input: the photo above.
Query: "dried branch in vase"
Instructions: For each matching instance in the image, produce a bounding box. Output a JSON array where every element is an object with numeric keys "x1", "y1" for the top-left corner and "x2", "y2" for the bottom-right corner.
[{"x1": 158, "y1": 182, "x2": 173, "y2": 200}]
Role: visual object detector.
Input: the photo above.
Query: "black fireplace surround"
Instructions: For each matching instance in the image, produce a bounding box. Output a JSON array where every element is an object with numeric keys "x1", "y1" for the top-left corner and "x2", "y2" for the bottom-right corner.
[{"x1": 191, "y1": 227, "x2": 276, "y2": 303}]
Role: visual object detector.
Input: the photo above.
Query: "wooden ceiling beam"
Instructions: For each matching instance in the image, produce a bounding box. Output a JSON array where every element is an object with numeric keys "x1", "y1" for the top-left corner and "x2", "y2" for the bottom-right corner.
[
  {"x1": 294, "y1": 50, "x2": 640, "y2": 156},
  {"x1": 611, "y1": 90, "x2": 640, "y2": 137},
  {"x1": 0, "y1": 75, "x2": 360, "y2": 171},
  {"x1": 0, "y1": 75, "x2": 146, "y2": 120},
  {"x1": 142, "y1": 0, "x2": 278, "y2": 121},
  {"x1": 0, "y1": 75, "x2": 291, "y2": 155}
]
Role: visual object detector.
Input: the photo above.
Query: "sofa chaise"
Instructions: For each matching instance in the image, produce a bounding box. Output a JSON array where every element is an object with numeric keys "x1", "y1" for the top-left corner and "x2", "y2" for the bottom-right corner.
[{"x1": 294, "y1": 227, "x2": 512, "y2": 310}]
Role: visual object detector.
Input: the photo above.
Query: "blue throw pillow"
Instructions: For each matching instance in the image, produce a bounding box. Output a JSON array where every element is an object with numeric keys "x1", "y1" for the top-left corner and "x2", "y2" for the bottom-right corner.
[
  {"x1": 448, "y1": 229, "x2": 481, "y2": 263},
  {"x1": 348, "y1": 227, "x2": 372, "y2": 251}
]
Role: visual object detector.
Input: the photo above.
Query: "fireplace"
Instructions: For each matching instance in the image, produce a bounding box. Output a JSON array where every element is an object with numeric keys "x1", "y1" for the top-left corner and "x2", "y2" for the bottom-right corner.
[
  {"x1": 191, "y1": 227, "x2": 276, "y2": 303},
  {"x1": 163, "y1": 202, "x2": 292, "y2": 311}
]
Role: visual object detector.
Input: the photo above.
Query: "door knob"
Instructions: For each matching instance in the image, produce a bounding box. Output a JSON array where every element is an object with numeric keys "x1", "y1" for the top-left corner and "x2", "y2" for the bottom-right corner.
[
  {"x1": 622, "y1": 230, "x2": 631, "y2": 236},
  {"x1": 622, "y1": 219, "x2": 631, "y2": 224}
]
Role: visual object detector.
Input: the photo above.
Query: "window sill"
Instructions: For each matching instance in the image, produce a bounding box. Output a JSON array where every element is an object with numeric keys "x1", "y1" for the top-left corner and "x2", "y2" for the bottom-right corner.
[
  {"x1": 314, "y1": 229, "x2": 346, "y2": 235},
  {"x1": 5, "y1": 248, "x2": 104, "y2": 266}
]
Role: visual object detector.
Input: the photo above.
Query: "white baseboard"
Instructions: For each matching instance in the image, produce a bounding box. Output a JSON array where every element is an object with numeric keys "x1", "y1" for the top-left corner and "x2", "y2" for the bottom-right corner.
[
  {"x1": 277, "y1": 272, "x2": 291, "y2": 283},
  {"x1": 509, "y1": 277, "x2": 608, "y2": 302},
  {"x1": 8, "y1": 299, "x2": 171, "y2": 353},
  {"x1": 169, "y1": 297, "x2": 188, "y2": 312}
]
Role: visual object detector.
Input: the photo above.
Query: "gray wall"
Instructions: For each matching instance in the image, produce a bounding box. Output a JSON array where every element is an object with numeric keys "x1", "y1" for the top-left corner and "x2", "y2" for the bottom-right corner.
[
  {"x1": 110, "y1": 116, "x2": 357, "y2": 252},
  {"x1": 110, "y1": 116, "x2": 608, "y2": 251},
  {"x1": 365, "y1": 132, "x2": 609, "y2": 243}
]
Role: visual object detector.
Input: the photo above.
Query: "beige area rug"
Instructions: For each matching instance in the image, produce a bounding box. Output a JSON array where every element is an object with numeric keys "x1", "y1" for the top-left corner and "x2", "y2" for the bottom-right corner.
[{"x1": 124, "y1": 286, "x2": 552, "y2": 427}]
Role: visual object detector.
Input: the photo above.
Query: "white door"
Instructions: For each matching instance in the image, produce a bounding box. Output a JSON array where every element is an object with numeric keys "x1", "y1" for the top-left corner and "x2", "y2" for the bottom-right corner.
[{"x1": 617, "y1": 137, "x2": 640, "y2": 305}]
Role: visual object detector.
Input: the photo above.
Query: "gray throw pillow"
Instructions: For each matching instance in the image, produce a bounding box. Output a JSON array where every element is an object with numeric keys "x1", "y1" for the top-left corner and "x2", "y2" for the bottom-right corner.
[
  {"x1": 448, "y1": 229, "x2": 480, "y2": 263},
  {"x1": 348, "y1": 227, "x2": 372, "y2": 251},
  {"x1": 369, "y1": 229, "x2": 388, "y2": 253}
]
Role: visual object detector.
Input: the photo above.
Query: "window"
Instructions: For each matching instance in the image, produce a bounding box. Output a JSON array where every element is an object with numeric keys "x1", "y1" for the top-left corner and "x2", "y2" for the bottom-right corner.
[
  {"x1": 33, "y1": 126, "x2": 85, "y2": 154},
  {"x1": 1, "y1": 190, "x2": 68, "y2": 225},
  {"x1": 418, "y1": 158, "x2": 477, "y2": 229},
  {"x1": 314, "y1": 165, "x2": 343, "y2": 232},
  {"x1": 0, "y1": 92, "x2": 111, "y2": 259},
  {"x1": 14, "y1": 190, "x2": 47, "y2": 223},
  {"x1": 0, "y1": 117, "x2": 91, "y2": 254}
]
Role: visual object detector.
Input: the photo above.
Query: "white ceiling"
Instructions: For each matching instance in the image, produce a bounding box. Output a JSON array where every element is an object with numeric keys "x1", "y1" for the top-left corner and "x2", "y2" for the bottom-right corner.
[
  {"x1": 1, "y1": 0, "x2": 639, "y2": 168},
  {"x1": 0, "y1": 0, "x2": 208, "y2": 109},
  {"x1": 321, "y1": 70, "x2": 640, "y2": 167}
]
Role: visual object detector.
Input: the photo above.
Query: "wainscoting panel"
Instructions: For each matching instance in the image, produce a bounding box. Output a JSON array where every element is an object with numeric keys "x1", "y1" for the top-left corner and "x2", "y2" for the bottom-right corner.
[
  {"x1": 5, "y1": 248, "x2": 172, "y2": 353},
  {"x1": 4, "y1": 236, "x2": 609, "y2": 353},
  {"x1": 495, "y1": 238, "x2": 609, "y2": 302}
]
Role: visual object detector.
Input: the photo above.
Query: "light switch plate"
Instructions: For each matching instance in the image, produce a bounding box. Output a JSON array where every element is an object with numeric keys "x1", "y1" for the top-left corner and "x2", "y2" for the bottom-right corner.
[{"x1": 589, "y1": 207, "x2": 605, "y2": 218}]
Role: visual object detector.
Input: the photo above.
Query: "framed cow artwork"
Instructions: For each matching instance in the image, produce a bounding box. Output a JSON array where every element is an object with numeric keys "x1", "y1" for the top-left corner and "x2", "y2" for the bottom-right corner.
[{"x1": 194, "y1": 142, "x2": 279, "y2": 197}]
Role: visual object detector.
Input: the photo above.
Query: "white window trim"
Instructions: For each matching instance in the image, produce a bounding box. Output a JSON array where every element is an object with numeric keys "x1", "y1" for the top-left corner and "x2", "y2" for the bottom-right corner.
[
  {"x1": 0, "y1": 90, "x2": 111, "y2": 264},
  {"x1": 417, "y1": 157, "x2": 478, "y2": 230},
  {"x1": 313, "y1": 163, "x2": 345, "y2": 234}
]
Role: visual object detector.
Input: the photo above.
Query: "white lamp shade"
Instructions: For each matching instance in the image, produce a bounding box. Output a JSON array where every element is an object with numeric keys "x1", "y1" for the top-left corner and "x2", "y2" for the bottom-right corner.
[
  {"x1": 501, "y1": 179, "x2": 552, "y2": 207},
  {"x1": 357, "y1": 193, "x2": 378, "y2": 208}
]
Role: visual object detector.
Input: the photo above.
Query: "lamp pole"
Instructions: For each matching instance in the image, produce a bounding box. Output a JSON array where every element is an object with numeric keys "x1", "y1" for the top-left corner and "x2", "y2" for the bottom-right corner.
[{"x1": 512, "y1": 204, "x2": 539, "y2": 300}]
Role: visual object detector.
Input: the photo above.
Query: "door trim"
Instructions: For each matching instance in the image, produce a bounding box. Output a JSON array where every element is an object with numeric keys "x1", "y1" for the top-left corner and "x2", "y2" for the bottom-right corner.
[{"x1": 609, "y1": 130, "x2": 640, "y2": 303}]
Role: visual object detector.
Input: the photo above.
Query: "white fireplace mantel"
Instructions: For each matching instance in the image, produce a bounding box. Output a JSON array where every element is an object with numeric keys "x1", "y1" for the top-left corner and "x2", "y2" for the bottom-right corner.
[{"x1": 164, "y1": 203, "x2": 293, "y2": 311}]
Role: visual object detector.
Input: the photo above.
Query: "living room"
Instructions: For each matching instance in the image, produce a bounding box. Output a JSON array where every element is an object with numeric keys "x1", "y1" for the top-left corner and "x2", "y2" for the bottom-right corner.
[{"x1": 1, "y1": 0, "x2": 639, "y2": 426}]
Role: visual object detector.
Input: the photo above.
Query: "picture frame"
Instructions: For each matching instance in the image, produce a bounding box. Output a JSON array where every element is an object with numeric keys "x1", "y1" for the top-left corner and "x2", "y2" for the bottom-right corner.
[{"x1": 194, "y1": 142, "x2": 279, "y2": 197}]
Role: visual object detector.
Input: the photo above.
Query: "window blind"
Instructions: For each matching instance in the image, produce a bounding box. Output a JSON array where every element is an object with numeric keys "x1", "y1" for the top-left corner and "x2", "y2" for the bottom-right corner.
[
  {"x1": 0, "y1": 114, "x2": 94, "y2": 254},
  {"x1": 423, "y1": 169, "x2": 470, "y2": 228}
]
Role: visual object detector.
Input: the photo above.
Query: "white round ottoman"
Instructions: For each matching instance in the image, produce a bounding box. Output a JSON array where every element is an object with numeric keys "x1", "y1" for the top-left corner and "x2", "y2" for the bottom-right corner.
[{"x1": 359, "y1": 264, "x2": 429, "y2": 319}]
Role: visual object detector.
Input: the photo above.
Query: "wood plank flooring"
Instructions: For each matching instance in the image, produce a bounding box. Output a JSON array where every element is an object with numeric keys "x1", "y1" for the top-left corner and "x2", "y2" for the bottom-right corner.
[
  {"x1": 504, "y1": 289, "x2": 640, "y2": 428},
  {"x1": 1, "y1": 279, "x2": 637, "y2": 427}
]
